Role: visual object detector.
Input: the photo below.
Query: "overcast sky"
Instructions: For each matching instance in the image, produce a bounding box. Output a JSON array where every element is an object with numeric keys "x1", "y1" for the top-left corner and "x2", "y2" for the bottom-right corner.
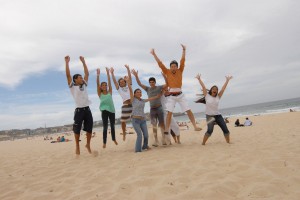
[{"x1": 0, "y1": 0, "x2": 299, "y2": 130}]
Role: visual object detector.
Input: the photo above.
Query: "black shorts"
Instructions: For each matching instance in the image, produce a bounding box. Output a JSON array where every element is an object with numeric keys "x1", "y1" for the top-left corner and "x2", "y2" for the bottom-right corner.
[{"x1": 73, "y1": 106, "x2": 93, "y2": 134}]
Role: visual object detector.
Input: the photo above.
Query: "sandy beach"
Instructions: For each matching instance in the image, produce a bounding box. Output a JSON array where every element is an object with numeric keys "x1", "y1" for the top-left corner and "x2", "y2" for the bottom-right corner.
[{"x1": 0, "y1": 112, "x2": 299, "y2": 200}]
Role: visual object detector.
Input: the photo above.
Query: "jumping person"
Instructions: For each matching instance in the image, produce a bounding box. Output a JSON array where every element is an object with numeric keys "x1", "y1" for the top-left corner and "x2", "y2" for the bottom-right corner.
[
  {"x1": 65, "y1": 55, "x2": 93, "y2": 155},
  {"x1": 131, "y1": 69, "x2": 165, "y2": 147},
  {"x1": 161, "y1": 72, "x2": 181, "y2": 144},
  {"x1": 96, "y1": 67, "x2": 118, "y2": 148},
  {"x1": 127, "y1": 77, "x2": 161, "y2": 152},
  {"x1": 150, "y1": 44, "x2": 202, "y2": 135},
  {"x1": 195, "y1": 73, "x2": 233, "y2": 145},
  {"x1": 110, "y1": 65, "x2": 132, "y2": 141}
]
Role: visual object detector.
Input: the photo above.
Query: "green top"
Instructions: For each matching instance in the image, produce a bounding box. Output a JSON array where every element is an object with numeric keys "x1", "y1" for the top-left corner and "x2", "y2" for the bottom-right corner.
[{"x1": 99, "y1": 93, "x2": 115, "y2": 113}]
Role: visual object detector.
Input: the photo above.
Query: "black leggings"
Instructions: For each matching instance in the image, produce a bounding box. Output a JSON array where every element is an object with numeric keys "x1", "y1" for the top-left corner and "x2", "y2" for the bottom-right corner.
[{"x1": 101, "y1": 110, "x2": 116, "y2": 144}]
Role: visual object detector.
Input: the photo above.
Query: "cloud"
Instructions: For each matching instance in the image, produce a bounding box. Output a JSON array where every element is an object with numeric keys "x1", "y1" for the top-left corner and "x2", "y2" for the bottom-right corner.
[{"x1": 1, "y1": 0, "x2": 300, "y2": 129}]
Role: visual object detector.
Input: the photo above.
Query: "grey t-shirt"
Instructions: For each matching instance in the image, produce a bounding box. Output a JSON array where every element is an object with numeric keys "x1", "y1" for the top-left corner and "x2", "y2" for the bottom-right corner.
[
  {"x1": 132, "y1": 97, "x2": 146, "y2": 118},
  {"x1": 145, "y1": 85, "x2": 163, "y2": 108}
]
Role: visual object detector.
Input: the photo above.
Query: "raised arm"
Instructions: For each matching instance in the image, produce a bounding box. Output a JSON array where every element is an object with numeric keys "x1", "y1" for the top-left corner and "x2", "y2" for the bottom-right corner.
[
  {"x1": 195, "y1": 73, "x2": 207, "y2": 96},
  {"x1": 124, "y1": 76, "x2": 133, "y2": 103},
  {"x1": 161, "y1": 72, "x2": 168, "y2": 89},
  {"x1": 65, "y1": 55, "x2": 72, "y2": 85},
  {"x1": 124, "y1": 65, "x2": 132, "y2": 85},
  {"x1": 179, "y1": 44, "x2": 186, "y2": 72},
  {"x1": 110, "y1": 67, "x2": 119, "y2": 90},
  {"x1": 150, "y1": 49, "x2": 168, "y2": 74},
  {"x1": 79, "y1": 56, "x2": 89, "y2": 82},
  {"x1": 96, "y1": 68, "x2": 101, "y2": 97},
  {"x1": 106, "y1": 67, "x2": 113, "y2": 94},
  {"x1": 218, "y1": 76, "x2": 233, "y2": 98},
  {"x1": 131, "y1": 69, "x2": 147, "y2": 90}
]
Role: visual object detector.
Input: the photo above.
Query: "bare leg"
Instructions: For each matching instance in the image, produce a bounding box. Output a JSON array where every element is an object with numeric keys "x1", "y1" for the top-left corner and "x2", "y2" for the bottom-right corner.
[
  {"x1": 121, "y1": 122, "x2": 126, "y2": 141},
  {"x1": 170, "y1": 130, "x2": 177, "y2": 143},
  {"x1": 176, "y1": 136, "x2": 181, "y2": 144},
  {"x1": 165, "y1": 112, "x2": 172, "y2": 133},
  {"x1": 152, "y1": 126, "x2": 159, "y2": 146},
  {"x1": 186, "y1": 110, "x2": 202, "y2": 131},
  {"x1": 85, "y1": 132, "x2": 92, "y2": 153},
  {"x1": 224, "y1": 134, "x2": 230, "y2": 143},
  {"x1": 202, "y1": 134, "x2": 209, "y2": 145},
  {"x1": 74, "y1": 133, "x2": 80, "y2": 155}
]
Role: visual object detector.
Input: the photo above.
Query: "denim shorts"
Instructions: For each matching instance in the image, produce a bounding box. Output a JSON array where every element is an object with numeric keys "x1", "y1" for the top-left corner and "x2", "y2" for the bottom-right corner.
[{"x1": 205, "y1": 114, "x2": 230, "y2": 136}]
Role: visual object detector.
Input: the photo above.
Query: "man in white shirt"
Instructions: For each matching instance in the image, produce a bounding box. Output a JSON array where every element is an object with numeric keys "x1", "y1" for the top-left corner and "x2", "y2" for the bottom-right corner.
[
  {"x1": 65, "y1": 55, "x2": 93, "y2": 155},
  {"x1": 244, "y1": 117, "x2": 253, "y2": 126}
]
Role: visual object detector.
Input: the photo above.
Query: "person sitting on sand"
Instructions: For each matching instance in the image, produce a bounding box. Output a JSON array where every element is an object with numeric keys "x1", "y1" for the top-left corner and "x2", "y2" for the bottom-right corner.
[
  {"x1": 195, "y1": 73, "x2": 233, "y2": 145},
  {"x1": 235, "y1": 119, "x2": 244, "y2": 127},
  {"x1": 244, "y1": 117, "x2": 253, "y2": 126}
]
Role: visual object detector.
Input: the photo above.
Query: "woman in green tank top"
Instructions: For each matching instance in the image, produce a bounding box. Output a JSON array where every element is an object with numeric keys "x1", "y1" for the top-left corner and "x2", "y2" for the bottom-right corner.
[{"x1": 97, "y1": 68, "x2": 118, "y2": 148}]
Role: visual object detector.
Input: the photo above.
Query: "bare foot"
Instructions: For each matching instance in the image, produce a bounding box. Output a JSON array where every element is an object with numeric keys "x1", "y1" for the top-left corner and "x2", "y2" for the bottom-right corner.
[
  {"x1": 85, "y1": 144, "x2": 92, "y2": 154},
  {"x1": 114, "y1": 140, "x2": 118, "y2": 145},
  {"x1": 194, "y1": 127, "x2": 202, "y2": 131},
  {"x1": 152, "y1": 142, "x2": 159, "y2": 147},
  {"x1": 103, "y1": 144, "x2": 106, "y2": 148},
  {"x1": 75, "y1": 148, "x2": 80, "y2": 155},
  {"x1": 177, "y1": 141, "x2": 181, "y2": 144},
  {"x1": 123, "y1": 132, "x2": 126, "y2": 141}
]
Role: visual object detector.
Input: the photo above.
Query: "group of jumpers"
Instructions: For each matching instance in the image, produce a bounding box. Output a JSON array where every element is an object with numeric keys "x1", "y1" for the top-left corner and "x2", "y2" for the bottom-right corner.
[{"x1": 65, "y1": 44, "x2": 233, "y2": 155}]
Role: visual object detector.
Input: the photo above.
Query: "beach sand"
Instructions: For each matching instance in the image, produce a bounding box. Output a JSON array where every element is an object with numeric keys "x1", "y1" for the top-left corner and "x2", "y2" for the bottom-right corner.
[{"x1": 0, "y1": 112, "x2": 299, "y2": 200}]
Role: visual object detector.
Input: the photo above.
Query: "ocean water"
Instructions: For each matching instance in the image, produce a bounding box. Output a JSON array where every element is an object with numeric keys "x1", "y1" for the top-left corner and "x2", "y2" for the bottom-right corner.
[{"x1": 174, "y1": 97, "x2": 300, "y2": 122}]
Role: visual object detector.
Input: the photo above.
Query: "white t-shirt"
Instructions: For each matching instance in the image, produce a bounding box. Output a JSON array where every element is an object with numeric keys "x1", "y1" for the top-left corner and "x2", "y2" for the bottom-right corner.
[
  {"x1": 205, "y1": 94, "x2": 221, "y2": 115},
  {"x1": 117, "y1": 86, "x2": 130, "y2": 103},
  {"x1": 69, "y1": 81, "x2": 92, "y2": 108},
  {"x1": 244, "y1": 119, "x2": 252, "y2": 126}
]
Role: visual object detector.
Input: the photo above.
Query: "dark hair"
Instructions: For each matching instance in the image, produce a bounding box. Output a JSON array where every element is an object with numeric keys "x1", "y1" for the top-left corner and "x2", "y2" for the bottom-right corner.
[
  {"x1": 149, "y1": 77, "x2": 156, "y2": 83},
  {"x1": 118, "y1": 78, "x2": 126, "y2": 86},
  {"x1": 170, "y1": 60, "x2": 178, "y2": 67},
  {"x1": 134, "y1": 88, "x2": 141, "y2": 94},
  {"x1": 208, "y1": 85, "x2": 218, "y2": 96},
  {"x1": 73, "y1": 74, "x2": 82, "y2": 83},
  {"x1": 100, "y1": 82, "x2": 107, "y2": 92}
]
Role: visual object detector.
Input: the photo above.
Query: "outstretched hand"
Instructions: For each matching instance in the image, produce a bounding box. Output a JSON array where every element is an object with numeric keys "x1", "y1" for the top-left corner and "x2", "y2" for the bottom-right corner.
[
  {"x1": 124, "y1": 76, "x2": 131, "y2": 85},
  {"x1": 110, "y1": 67, "x2": 114, "y2": 74},
  {"x1": 124, "y1": 64, "x2": 130, "y2": 70},
  {"x1": 96, "y1": 68, "x2": 100, "y2": 75},
  {"x1": 226, "y1": 75, "x2": 233, "y2": 81},
  {"x1": 131, "y1": 69, "x2": 138, "y2": 77},
  {"x1": 105, "y1": 67, "x2": 110, "y2": 73},
  {"x1": 181, "y1": 44, "x2": 186, "y2": 50},
  {"x1": 79, "y1": 56, "x2": 85, "y2": 63},
  {"x1": 150, "y1": 48, "x2": 155, "y2": 55},
  {"x1": 65, "y1": 55, "x2": 70, "y2": 63},
  {"x1": 195, "y1": 73, "x2": 201, "y2": 80}
]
